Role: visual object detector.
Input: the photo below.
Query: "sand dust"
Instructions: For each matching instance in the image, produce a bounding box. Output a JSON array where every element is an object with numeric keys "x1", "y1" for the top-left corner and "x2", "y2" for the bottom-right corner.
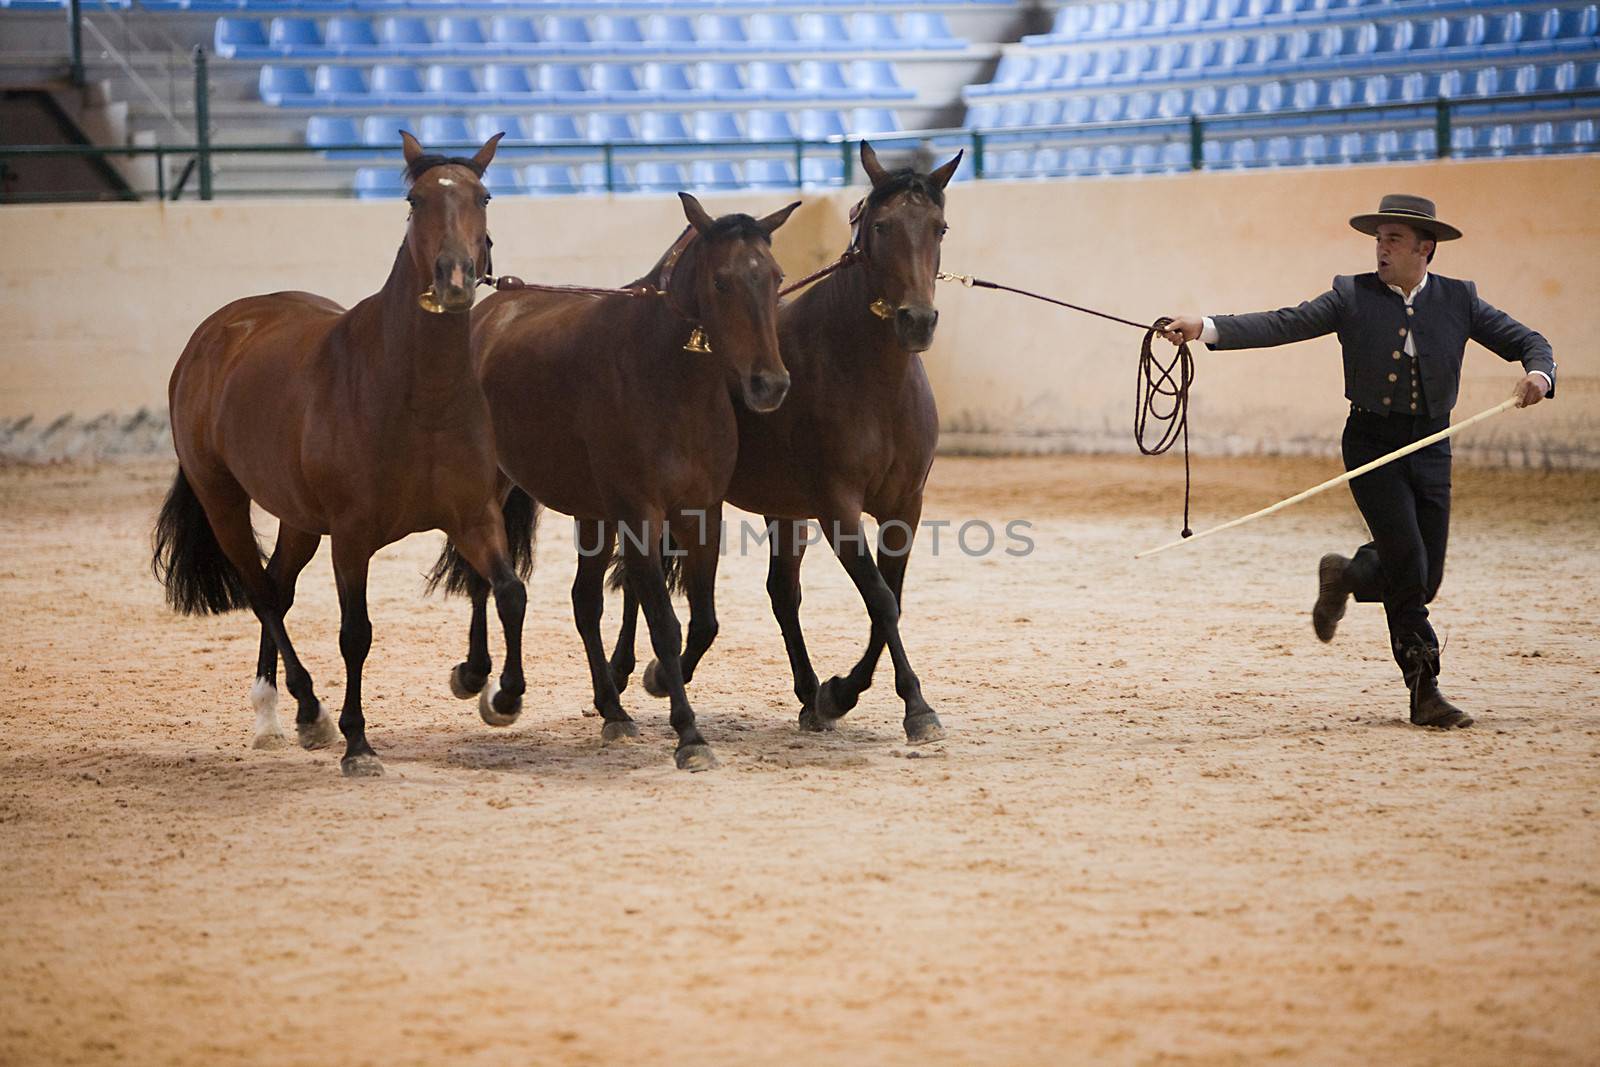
[{"x1": 1, "y1": 454, "x2": 1597, "y2": 1066}]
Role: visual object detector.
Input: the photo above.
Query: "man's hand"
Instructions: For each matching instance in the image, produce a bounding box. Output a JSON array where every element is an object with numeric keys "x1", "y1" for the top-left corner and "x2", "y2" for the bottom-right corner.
[
  {"x1": 1514, "y1": 372, "x2": 1548, "y2": 408},
  {"x1": 1158, "y1": 316, "x2": 1203, "y2": 346}
]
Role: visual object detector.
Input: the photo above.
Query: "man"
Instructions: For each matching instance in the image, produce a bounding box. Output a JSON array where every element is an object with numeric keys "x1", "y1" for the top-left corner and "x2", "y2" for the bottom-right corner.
[{"x1": 1159, "y1": 194, "x2": 1555, "y2": 729}]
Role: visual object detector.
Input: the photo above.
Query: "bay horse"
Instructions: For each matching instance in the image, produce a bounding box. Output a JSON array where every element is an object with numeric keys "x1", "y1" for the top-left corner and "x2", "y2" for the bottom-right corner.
[
  {"x1": 430, "y1": 192, "x2": 798, "y2": 771},
  {"x1": 153, "y1": 132, "x2": 526, "y2": 778},
  {"x1": 607, "y1": 141, "x2": 961, "y2": 745}
]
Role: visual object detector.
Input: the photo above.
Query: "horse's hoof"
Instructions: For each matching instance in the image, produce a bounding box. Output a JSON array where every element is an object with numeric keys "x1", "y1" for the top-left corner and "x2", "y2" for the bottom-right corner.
[
  {"x1": 797, "y1": 704, "x2": 838, "y2": 733},
  {"x1": 601, "y1": 719, "x2": 640, "y2": 744},
  {"x1": 641, "y1": 659, "x2": 669, "y2": 699},
  {"x1": 816, "y1": 677, "x2": 857, "y2": 719},
  {"x1": 297, "y1": 704, "x2": 339, "y2": 750},
  {"x1": 675, "y1": 744, "x2": 719, "y2": 772},
  {"x1": 450, "y1": 663, "x2": 487, "y2": 701},
  {"x1": 478, "y1": 680, "x2": 521, "y2": 727},
  {"x1": 341, "y1": 753, "x2": 384, "y2": 778},
  {"x1": 904, "y1": 711, "x2": 946, "y2": 745},
  {"x1": 252, "y1": 732, "x2": 289, "y2": 751}
]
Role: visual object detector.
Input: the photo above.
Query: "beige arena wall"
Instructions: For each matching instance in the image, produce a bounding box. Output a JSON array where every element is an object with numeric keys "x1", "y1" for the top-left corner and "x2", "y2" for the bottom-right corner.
[{"x1": 3, "y1": 154, "x2": 1596, "y2": 465}]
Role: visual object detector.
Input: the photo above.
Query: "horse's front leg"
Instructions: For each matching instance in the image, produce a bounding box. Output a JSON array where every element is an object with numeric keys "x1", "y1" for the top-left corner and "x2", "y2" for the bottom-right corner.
[
  {"x1": 252, "y1": 523, "x2": 331, "y2": 749},
  {"x1": 447, "y1": 579, "x2": 492, "y2": 701},
  {"x1": 813, "y1": 500, "x2": 921, "y2": 730},
  {"x1": 452, "y1": 510, "x2": 528, "y2": 728},
  {"x1": 571, "y1": 519, "x2": 637, "y2": 739},
  {"x1": 330, "y1": 538, "x2": 381, "y2": 777},
  {"x1": 639, "y1": 504, "x2": 723, "y2": 699},
  {"x1": 819, "y1": 508, "x2": 943, "y2": 745}
]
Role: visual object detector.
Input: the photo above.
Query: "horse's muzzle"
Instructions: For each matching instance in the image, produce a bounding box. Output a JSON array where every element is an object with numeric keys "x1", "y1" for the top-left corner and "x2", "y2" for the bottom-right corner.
[
  {"x1": 424, "y1": 254, "x2": 478, "y2": 314},
  {"x1": 895, "y1": 305, "x2": 939, "y2": 352},
  {"x1": 743, "y1": 370, "x2": 791, "y2": 413}
]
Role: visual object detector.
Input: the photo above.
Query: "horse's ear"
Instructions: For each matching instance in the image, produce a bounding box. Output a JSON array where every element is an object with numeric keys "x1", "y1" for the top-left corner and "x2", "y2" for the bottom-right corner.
[
  {"x1": 928, "y1": 149, "x2": 964, "y2": 191},
  {"x1": 859, "y1": 140, "x2": 889, "y2": 187},
  {"x1": 400, "y1": 130, "x2": 424, "y2": 167},
  {"x1": 758, "y1": 200, "x2": 802, "y2": 236},
  {"x1": 678, "y1": 191, "x2": 715, "y2": 235},
  {"x1": 471, "y1": 132, "x2": 504, "y2": 174}
]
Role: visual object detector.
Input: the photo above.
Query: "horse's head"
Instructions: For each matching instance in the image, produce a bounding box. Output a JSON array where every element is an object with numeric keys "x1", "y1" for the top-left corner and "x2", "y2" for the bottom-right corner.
[
  {"x1": 673, "y1": 192, "x2": 799, "y2": 413},
  {"x1": 856, "y1": 141, "x2": 963, "y2": 353},
  {"x1": 400, "y1": 130, "x2": 502, "y2": 315}
]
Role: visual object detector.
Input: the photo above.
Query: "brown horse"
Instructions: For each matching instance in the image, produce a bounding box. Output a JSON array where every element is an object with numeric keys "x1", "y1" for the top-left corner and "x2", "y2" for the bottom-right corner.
[
  {"x1": 607, "y1": 141, "x2": 961, "y2": 745},
  {"x1": 431, "y1": 192, "x2": 797, "y2": 771},
  {"x1": 153, "y1": 132, "x2": 526, "y2": 778}
]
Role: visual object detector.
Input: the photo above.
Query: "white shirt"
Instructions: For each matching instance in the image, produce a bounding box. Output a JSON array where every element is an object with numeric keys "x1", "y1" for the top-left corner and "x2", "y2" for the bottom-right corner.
[{"x1": 1199, "y1": 273, "x2": 1552, "y2": 393}]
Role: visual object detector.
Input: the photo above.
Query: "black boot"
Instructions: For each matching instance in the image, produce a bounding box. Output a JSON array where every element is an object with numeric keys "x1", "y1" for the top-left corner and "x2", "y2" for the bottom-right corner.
[
  {"x1": 1400, "y1": 642, "x2": 1473, "y2": 729},
  {"x1": 1312, "y1": 553, "x2": 1352, "y2": 643}
]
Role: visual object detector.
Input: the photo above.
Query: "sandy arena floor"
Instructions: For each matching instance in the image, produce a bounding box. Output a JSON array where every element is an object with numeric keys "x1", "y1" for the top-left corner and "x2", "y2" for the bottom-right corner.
[{"x1": 1, "y1": 454, "x2": 1596, "y2": 1066}]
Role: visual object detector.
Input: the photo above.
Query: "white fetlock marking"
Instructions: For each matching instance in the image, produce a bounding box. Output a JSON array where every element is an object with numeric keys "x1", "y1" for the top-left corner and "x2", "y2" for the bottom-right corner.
[
  {"x1": 479, "y1": 678, "x2": 518, "y2": 727},
  {"x1": 250, "y1": 677, "x2": 286, "y2": 747}
]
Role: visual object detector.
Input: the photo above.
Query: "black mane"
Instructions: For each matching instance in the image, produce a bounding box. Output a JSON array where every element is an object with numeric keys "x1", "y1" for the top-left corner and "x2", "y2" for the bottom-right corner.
[
  {"x1": 866, "y1": 167, "x2": 946, "y2": 210},
  {"x1": 405, "y1": 154, "x2": 485, "y2": 183},
  {"x1": 703, "y1": 213, "x2": 773, "y2": 244}
]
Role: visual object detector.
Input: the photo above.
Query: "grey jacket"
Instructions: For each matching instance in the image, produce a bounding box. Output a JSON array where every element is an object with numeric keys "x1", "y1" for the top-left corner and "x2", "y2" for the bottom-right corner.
[{"x1": 1210, "y1": 272, "x2": 1555, "y2": 416}]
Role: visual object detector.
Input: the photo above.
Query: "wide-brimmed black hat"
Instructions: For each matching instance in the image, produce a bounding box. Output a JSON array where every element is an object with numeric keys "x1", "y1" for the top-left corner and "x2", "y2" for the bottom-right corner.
[{"x1": 1348, "y1": 193, "x2": 1462, "y2": 242}]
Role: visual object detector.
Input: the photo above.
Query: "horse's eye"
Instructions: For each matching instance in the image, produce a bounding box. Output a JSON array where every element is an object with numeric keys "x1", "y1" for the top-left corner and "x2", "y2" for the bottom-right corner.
[
  {"x1": 873, "y1": 222, "x2": 889, "y2": 235},
  {"x1": 938, "y1": 225, "x2": 950, "y2": 237},
  {"x1": 714, "y1": 278, "x2": 729, "y2": 293}
]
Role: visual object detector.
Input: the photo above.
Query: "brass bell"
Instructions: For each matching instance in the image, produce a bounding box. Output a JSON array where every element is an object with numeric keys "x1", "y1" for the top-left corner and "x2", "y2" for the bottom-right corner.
[
  {"x1": 869, "y1": 298, "x2": 895, "y2": 320},
  {"x1": 684, "y1": 325, "x2": 712, "y2": 354},
  {"x1": 418, "y1": 288, "x2": 448, "y2": 314}
]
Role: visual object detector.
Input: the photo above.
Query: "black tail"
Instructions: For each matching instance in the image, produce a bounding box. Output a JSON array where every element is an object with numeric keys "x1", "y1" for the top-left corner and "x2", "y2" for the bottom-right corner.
[
  {"x1": 151, "y1": 467, "x2": 252, "y2": 616},
  {"x1": 426, "y1": 486, "x2": 539, "y2": 597},
  {"x1": 605, "y1": 528, "x2": 685, "y2": 596}
]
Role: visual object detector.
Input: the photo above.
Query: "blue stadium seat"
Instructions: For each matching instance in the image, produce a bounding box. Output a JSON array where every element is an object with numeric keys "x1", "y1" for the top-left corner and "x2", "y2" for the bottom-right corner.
[
  {"x1": 1094, "y1": 144, "x2": 1129, "y2": 173},
  {"x1": 1445, "y1": 14, "x2": 1487, "y2": 50},
  {"x1": 748, "y1": 110, "x2": 798, "y2": 140},
  {"x1": 1257, "y1": 81, "x2": 1287, "y2": 111},
  {"x1": 695, "y1": 62, "x2": 748, "y2": 101},
  {"x1": 644, "y1": 62, "x2": 698, "y2": 100},
  {"x1": 696, "y1": 15, "x2": 749, "y2": 48},
  {"x1": 996, "y1": 100, "x2": 1032, "y2": 127},
  {"x1": 744, "y1": 159, "x2": 798, "y2": 188},
  {"x1": 260, "y1": 64, "x2": 315, "y2": 105},
  {"x1": 327, "y1": 17, "x2": 379, "y2": 54},
  {"x1": 306, "y1": 114, "x2": 359, "y2": 148},
  {"x1": 1526, "y1": 120, "x2": 1556, "y2": 153},
  {"x1": 1262, "y1": 135, "x2": 1294, "y2": 165},
  {"x1": 1554, "y1": 118, "x2": 1596, "y2": 151},
  {"x1": 1065, "y1": 145, "x2": 1095, "y2": 174},
  {"x1": 799, "y1": 61, "x2": 854, "y2": 99},
  {"x1": 1373, "y1": 19, "x2": 1415, "y2": 54},
  {"x1": 1333, "y1": 131, "x2": 1363, "y2": 163},
  {"x1": 523, "y1": 164, "x2": 579, "y2": 195},
  {"x1": 1157, "y1": 87, "x2": 1191, "y2": 118},
  {"x1": 1414, "y1": 16, "x2": 1450, "y2": 52},
  {"x1": 749, "y1": 13, "x2": 801, "y2": 50},
  {"x1": 474, "y1": 114, "x2": 527, "y2": 147},
  {"x1": 1120, "y1": 43, "x2": 1161, "y2": 80},
  {"x1": 691, "y1": 160, "x2": 740, "y2": 190},
  {"x1": 1485, "y1": 123, "x2": 1517, "y2": 155},
  {"x1": 531, "y1": 113, "x2": 583, "y2": 145},
  {"x1": 634, "y1": 162, "x2": 688, "y2": 193},
  {"x1": 489, "y1": 17, "x2": 538, "y2": 50},
  {"x1": 1226, "y1": 139, "x2": 1258, "y2": 169},
  {"x1": 1033, "y1": 148, "x2": 1066, "y2": 177},
  {"x1": 591, "y1": 63, "x2": 645, "y2": 99},
  {"x1": 1051, "y1": 4, "x2": 1096, "y2": 37},
  {"x1": 1400, "y1": 128, "x2": 1437, "y2": 160},
  {"x1": 1531, "y1": 61, "x2": 1577, "y2": 107},
  {"x1": 903, "y1": 12, "x2": 961, "y2": 49},
  {"x1": 419, "y1": 114, "x2": 472, "y2": 146},
  {"x1": 539, "y1": 64, "x2": 588, "y2": 102},
  {"x1": 1092, "y1": 92, "x2": 1124, "y2": 121},
  {"x1": 641, "y1": 112, "x2": 691, "y2": 142},
  {"x1": 849, "y1": 12, "x2": 902, "y2": 46},
  {"x1": 586, "y1": 113, "x2": 639, "y2": 143},
  {"x1": 1124, "y1": 90, "x2": 1158, "y2": 120},
  {"x1": 215, "y1": 18, "x2": 269, "y2": 59},
  {"x1": 354, "y1": 167, "x2": 405, "y2": 200},
  {"x1": 1555, "y1": 5, "x2": 1598, "y2": 51},
  {"x1": 800, "y1": 109, "x2": 847, "y2": 140},
  {"x1": 1128, "y1": 142, "x2": 1161, "y2": 173},
  {"x1": 992, "y1": 149, "x2": 1032, "y2": 177},
  {"x1": 541, "y1": 16, "x2": 591, "y2": 50},
  {"x1": 1222, "y1": 83, "x2": 1255, "y2": 115},
  {"x1": 1028, "y1": 98, "x2": 1065, "y2": 125},
  {"x1": 851, "y1": 60, "x2": 912, "y2": 98},
  {"x1": 377, "y1": 17, "x2": 431, "y2": 51},
  {"x1": 1156, "y1": 40, "x2": 1193, "y2": 72},
  {"x1": 318, "y1": 64, "x2": 373, "y2": 105},
  {"x1": 369, "y1": 65, "x2": 423, "y2": 104},
  {"x1": 964, "y1": 102, "x2": 999, "y2": 128},
  {"x1": 1450, "y1": 125, "x2": 1480, "y2": 157},
  {"x1": 483, "y1": 168, "x2": 522, "y2": 197},
  {"x1": 1297, "y1": 133, "x2": 1329, "y2": 164},
  {"x1": 1159, "y1": 140, "x2": 1190, "y2": 171},
  {"x1": 748, "y1": 62, "x2": 804, "y2": 101},
  {"x1": 849, "y1": 107, "x2": 902, "y2": 135},
  {"x1": 483, "y1": 64, "x2": 535, "y2": 103},
  {"x1": 423, "y1": 65, "x2": 479, "y2": 105},
  {"x1": 1190, "y1": 85, "x2": 1222, "y2": 116},
  {"x1": 801, "y1": 157, "x2": 846, "y2": 187},
  {"x1": 645, "y1": 15, "x2": 695, "y2": 48},
  {"x1": 1359, "y1": 73, "x2": 1391, "y2": 106},
  {"x1": 594, "y1": 15, "x2": 645, "y2": 51},
  {"x1": 577, "y1": 162, "x2": 613, "y2": 193},
  {"x1": 361, "y1": 115, "x2": 418, "y2": 149},
  {"x1": 799, "y1": 13, "x2": 862, "y2": 51},
  {"x1": 983, "y1": 53, "x2": 1031, "y2": 92},
  {"x1": 694, "y1": 111, "x2": 743, "y2": 142},
  {"x1": 436, "y1": 18, "x2": 487, "y2": 51}
]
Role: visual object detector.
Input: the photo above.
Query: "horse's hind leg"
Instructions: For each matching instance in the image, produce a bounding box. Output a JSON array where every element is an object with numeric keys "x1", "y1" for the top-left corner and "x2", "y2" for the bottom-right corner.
[
  {"x1": 606, "y1": 585, "x2": 639, "y2": 699},
  {"x1": 448, "y1": 578, "x2": 492, "y2": 700},
  {"x1": 638, "y1": 505, "x2": 723, "y2": 698},
  {"x1": 190, "y1": 474, "x2": 327, "y2": 748},
  {"x1": 329, "y1": 538, "x2": 381, "y2": 777},
  {"x1": 760, "y1": 516, "x2": 823, "y2": 727},
  {"x1": 572, "y1": 520, "x2": 637, "y2": 740},
  {"x1": 813, "y1": 502, "x2": 920, "y2": 730},
  {"x1": 252, "y1": 524, "x2": 328, "y2": 749}
]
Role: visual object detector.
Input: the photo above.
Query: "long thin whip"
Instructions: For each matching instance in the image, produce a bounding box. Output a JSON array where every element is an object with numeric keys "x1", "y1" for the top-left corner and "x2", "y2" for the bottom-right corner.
[{"x1": 1134, "y1": 396, "x2": 1520, "y2": 559}]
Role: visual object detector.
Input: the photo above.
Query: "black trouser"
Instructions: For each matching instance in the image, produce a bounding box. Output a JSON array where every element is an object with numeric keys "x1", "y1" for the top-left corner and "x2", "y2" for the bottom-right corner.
[{"x1": 1340, "y1": 408, "x2": 1452, "y2": 678}]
